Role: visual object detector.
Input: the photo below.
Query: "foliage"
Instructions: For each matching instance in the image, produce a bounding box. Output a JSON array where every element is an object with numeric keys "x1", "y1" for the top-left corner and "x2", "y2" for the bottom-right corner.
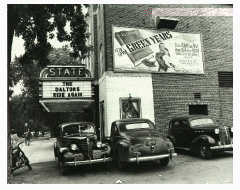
[
  {"x1": 8, "y1": 4, "x2": 92, "y2": 67},
  {"x1": 48, "y1": 45, "x2": 82, "y2": 65},
  {"x1": 8, "y1": 95, "x2": 25, "y2": 134}
]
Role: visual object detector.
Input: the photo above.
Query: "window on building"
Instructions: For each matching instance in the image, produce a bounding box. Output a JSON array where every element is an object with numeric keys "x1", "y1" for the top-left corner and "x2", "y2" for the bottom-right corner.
[
  {"x1": 189, "y1": 105, "x2": 208, "y2": 115},
  {"x1": 119, "y1": 98, "x2": 141, "y2": 119},
  {"x1": 218, "y1": 71, "x2": 233, "y2": 87}
]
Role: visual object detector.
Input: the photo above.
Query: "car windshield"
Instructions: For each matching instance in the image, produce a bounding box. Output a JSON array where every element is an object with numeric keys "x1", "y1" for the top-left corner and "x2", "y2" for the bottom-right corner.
[
  {"x1": 62, "y1": 124, "x2": 94, "y2": 136},
  {"x1": 190, "y1": 118, "x2": 214, "y2": 127},
  {"x1": 120, "y1": 122, "x2": 154, "y2": 131}
]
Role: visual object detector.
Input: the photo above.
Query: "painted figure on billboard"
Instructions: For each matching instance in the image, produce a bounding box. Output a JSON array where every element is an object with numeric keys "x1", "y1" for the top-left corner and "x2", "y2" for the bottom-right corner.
[{"x1": 156, "y1": 42, "x2": 175, "y2": 72}]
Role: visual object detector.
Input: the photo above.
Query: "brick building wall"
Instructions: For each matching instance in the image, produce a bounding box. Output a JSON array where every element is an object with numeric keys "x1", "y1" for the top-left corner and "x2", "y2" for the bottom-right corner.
[
  {"x1": 97, "y1": 4, "x2": 106, "y2": 78},
  {"x1": 90, "y1": 4, "x2": 233, "y2": 135},
  {"x1": 219, "y1": 88, "x2": 233, "y2": 127}
]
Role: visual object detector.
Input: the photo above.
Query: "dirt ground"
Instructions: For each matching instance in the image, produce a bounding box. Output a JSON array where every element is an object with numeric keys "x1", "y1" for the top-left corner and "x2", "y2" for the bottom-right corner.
[{"x1": 10, "y1": 150, "x2": 233, "y2": 184}]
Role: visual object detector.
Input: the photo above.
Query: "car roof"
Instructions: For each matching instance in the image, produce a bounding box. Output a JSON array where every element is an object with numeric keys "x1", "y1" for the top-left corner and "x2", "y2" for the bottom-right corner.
[
  {"x1": 170, "y1": 114, "x2": 211, "y2": 120},
  {"x1": 113, "y1": 118, "x2": 153, "y2": 123},
  {"x1": 59, "y1": 122, "x2": 95, "y2": 128}
]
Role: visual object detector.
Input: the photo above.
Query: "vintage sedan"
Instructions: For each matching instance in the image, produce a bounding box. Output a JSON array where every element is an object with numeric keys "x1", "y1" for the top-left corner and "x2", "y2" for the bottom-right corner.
[
  {"x1": 54, "y1": 122, "x2": 112, "y2": 175},
  {"x1": 103, "y1": 118, "x2": 177, "y2": 170},
  {"x1": 167, "y1": 115, "x2": 233, "y2": 159}
]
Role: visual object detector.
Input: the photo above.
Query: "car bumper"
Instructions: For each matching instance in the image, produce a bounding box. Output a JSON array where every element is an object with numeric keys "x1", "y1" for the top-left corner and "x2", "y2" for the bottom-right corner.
[
  {"x1": 64, "y1": 156, "x2": 112, "y2": 166},
  {"x1": 128, "y1": 153, "x2": 177, "y2": 163},
  {"x1": 210, "y1": 144, "x2": 233, "y2": 150}
]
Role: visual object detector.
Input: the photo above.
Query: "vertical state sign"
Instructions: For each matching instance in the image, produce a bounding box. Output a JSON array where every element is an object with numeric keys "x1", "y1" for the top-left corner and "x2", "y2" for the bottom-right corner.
[
  {"x1": 42, "y1": 81, "x2": 92, "y2": 98},
  {"x1": 113, "y1": 26, "x2": 204, "y2": 74}
]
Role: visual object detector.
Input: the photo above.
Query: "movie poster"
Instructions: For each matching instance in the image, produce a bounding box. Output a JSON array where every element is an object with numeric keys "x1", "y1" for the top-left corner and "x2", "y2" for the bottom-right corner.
[{"x1": 112, "y1": 26, "x2": 204, "y2": 74}]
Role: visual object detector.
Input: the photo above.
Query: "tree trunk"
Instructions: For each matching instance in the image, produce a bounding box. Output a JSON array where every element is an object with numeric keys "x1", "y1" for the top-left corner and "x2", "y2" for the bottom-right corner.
[
  {"x1": 7, "y1": 5, "x2": 15, "y2": 66},
  {"x1": 7, "y1": 5, "x2": 15, "y2": 183}
]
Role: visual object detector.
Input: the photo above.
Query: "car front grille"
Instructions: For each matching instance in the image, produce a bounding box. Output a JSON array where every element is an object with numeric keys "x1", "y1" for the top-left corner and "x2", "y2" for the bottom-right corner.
[
  {"x1": 75, "y1": 153, "x2": 84, "y2": 161},
  {"x1": 78, "y1": 141, "x2": 94, "y2": 152},
  {"x1": 219, "y1": 126, "x2": 231, "y2": 145}
]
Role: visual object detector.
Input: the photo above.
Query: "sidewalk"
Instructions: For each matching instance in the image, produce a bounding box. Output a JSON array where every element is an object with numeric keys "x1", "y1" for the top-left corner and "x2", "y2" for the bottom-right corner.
[{"x1": 20, "y1": 137, "x2": 56, "y2": 164}]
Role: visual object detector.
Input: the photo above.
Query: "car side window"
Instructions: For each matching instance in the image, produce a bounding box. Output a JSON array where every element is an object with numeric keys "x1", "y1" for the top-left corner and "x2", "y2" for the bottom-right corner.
[
  {"x1": 113, "y1": 125, "x2": 119, "y2": 135},
  {"x1": 111, "y1": 124, "x2": 115, "y2": 135},
  {"x1": 181, "y1": 120, "x2": 190, "y2": 129},
  {"x1": 173, "y1": 121, "x2": 180, "y2": 129}
]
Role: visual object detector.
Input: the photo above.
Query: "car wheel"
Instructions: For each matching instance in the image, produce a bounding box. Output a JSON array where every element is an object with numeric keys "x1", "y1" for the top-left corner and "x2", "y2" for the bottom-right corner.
[
  {"x1": 59, "y1": 159, "x2": 69, "y2": 175},
  {"x1": 116, "y1": 151, "x2": 126, "y2": 170},
  {"x1": 159, "y1": 158, "x2": 169, "y2": 166},
  {"x1": 104, "y1": 160, "x2": 113, "y2": 169},
  {"x1": 54, "y1": 148, "x2": 58, "y2": 158},
  {"x1": 198, "y1": 141, "x2": 212, "y2": 159}
]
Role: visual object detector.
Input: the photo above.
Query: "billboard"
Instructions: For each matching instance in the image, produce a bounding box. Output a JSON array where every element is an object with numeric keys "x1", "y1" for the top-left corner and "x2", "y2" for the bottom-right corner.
[{"x1": 112, "y1": 26, "x2": 204, "y2": 74}]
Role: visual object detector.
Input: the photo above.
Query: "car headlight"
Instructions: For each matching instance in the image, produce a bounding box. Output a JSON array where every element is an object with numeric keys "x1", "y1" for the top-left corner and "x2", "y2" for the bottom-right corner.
[
  {"x1": 215, "y1": 128, "x2": 219, "y2": 134},
  {"x1": 97, "y1": 141, "x2": 102, "y2": 148},
  {"x1": 231, "y1": 127, "x2": 233, "y2": 132},
  {"x1": 71, "y1": 144, "x2": 77, "y2": 151}
]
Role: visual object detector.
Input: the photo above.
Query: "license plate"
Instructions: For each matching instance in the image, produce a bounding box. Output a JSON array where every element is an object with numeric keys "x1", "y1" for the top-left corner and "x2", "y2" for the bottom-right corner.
[{"x1": 146, "y1": 140, "x2": 156, "y2": 146}]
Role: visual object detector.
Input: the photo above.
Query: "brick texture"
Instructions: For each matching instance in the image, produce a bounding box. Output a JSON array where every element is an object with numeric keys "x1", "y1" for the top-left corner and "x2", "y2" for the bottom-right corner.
[{"x1": 92, "y1": 4, "x2": 233, "y2": 135}]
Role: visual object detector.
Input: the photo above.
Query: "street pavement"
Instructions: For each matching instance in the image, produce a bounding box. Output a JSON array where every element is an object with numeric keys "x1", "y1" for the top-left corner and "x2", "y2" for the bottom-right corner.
[
  {"x1": 19, "y1": 136, "x2": 56, "y2": 164},
  {"x1": 10, "y1": 136, "x2": 233, "y2": 184}
]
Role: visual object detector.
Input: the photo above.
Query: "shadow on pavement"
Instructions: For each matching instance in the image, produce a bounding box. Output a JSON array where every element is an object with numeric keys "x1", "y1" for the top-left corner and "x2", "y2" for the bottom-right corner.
[{"x1": 175, "y1": 148, "x2": 233, "y2": 160}]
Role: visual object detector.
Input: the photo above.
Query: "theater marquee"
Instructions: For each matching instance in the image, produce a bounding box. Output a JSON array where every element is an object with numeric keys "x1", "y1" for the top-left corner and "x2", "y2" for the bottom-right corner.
[
  {"x1": 42, "y1": 81, "x2": 92, "y2": 98},
  {"x1": 112, "y1": 25, "x2": 204, "y2": 74},
  {"x1": 39, "y1": 65, "x2": 94, "y2": 112}
]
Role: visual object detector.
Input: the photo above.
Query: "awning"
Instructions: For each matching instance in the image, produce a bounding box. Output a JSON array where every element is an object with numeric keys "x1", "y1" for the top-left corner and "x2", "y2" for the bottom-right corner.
[{"x1": 39, "y1": 99, "x2": 94, "y2": 112}]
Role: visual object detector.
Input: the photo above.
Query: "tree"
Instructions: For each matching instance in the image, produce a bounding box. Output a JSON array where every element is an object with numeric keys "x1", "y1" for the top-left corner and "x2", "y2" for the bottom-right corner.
[
  {"x1": 48, "y1": 45, "x2": 83, "y2": 65},
  {"x1": 8, "y1": 4, "x2": 92, "y2": 95},
  {"x1": 8, "y1": 4, "x2": 91, "y2": 65}
]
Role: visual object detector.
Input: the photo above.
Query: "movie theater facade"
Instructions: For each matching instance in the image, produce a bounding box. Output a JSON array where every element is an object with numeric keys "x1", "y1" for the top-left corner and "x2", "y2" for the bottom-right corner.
[{"x1": 39, "y1": 4, "x2": 233, "y2": 140}]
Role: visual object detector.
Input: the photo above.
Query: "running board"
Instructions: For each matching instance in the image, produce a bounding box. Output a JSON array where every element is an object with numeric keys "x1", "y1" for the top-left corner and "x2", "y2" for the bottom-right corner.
[{"x1": 175, "y1": 147, "x2": 190, "y2": 151}]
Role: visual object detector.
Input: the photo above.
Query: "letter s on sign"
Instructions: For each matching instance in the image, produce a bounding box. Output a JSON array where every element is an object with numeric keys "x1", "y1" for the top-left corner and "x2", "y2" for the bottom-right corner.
[{"x1": 49, "y1": 68, "x2": 55, "y2": 76}]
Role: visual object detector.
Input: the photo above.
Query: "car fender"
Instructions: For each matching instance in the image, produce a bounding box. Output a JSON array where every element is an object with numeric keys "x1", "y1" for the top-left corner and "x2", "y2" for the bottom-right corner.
[
  {"x1": 114, "y1": 139, "x2": 131, "y2": 161},
  {"x1": 190, "y1": 135, "x2": 216, "y2": 151},
  {"x1": 166, "y1": 135, "x2": 176, "y2": 145}
]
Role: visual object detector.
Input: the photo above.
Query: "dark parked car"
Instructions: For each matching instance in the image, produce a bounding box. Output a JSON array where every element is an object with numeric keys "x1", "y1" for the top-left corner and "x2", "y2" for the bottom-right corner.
[
  {"x1": 103, "y1": 118, "x2": 177, "y2": 170},
  {"x1": 167, "y1": 115, "x2": 233, "y2": 159},
  {"x1": 54, "y1": 122, "x2": 112, "y2": 175}
]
